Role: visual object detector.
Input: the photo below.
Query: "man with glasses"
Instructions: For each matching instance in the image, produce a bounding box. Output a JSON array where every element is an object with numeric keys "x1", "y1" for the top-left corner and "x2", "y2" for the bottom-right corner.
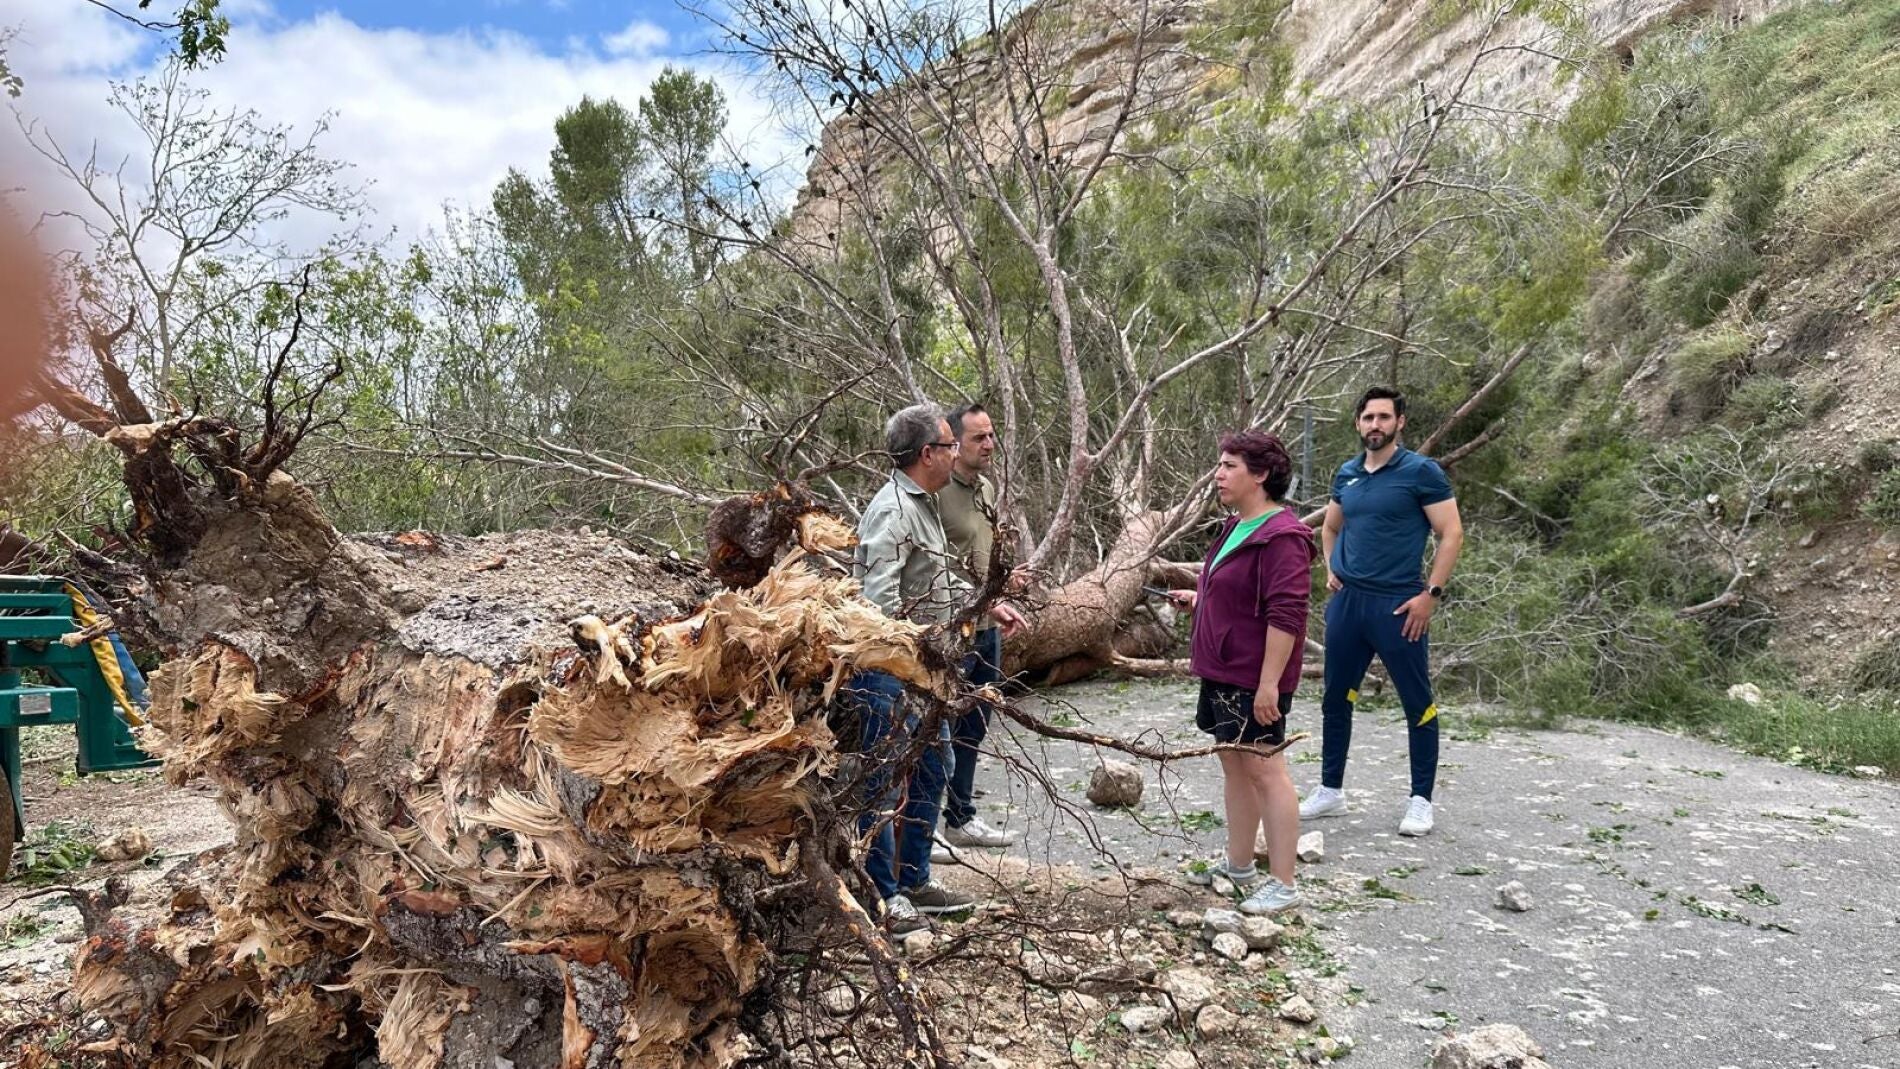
[{"x1": 850, "y1": 402, "x2": 1017, "y2": 934}]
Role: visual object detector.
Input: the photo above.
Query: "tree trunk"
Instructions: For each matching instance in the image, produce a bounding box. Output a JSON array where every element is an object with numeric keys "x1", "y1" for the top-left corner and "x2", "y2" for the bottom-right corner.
[
  {"x1": 1008, "y1": 510, "x2": 1177, "y2": 684},
  {"x1": 55, "y1": 479, "x2": 943, "y2": 1069}
]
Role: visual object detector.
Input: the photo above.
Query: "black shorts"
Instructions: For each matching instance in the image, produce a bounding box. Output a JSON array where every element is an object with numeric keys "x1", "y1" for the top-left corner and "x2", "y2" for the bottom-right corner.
[{"x1": 1196, "y1": 680, "x2": 1291, "y2": 746}]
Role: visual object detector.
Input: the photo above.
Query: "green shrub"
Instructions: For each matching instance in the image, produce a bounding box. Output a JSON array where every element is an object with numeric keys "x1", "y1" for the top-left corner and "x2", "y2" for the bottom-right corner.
[
  {"x1": 1437, "y1": 532, "x2": 1721, "y2": 721},
  {"x1": 1645, "y1": 209, "x2": 1761, "y2": 328},
  {"x1": 1668, "y1": 329, "x2": 1753, "y2": 417},
  {"x1": 1863, "y1": 468, "x2": 1900, "y2": 527},
  {"x1": 1779, "y1": 460, "x2": 1860, "y2": 524},
  {"x1": 1723, "y1": 374, "x2": 1802, "y2": 433},
  {"x1": 1851, "y1": 635, "x2": 1900, "y2": 692},
  {"x1": 1857, "y1": 437, "x2": 1899, "y2": 474}
]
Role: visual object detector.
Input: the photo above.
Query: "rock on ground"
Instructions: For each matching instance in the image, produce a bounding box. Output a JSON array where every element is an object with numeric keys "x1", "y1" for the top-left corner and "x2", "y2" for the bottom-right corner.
[
  {"x1": 1296, "y1": 830, "x2": 1324, "y2": 862},
  {"x1": 1195, "y1": 1003, "x2": 1239, "y2": 1038},
  {"x1": 1210, "y1": 932, "x2": 1249, "y2": 962},
  {"x1": 1087, "y1": 759, "x2": 1144, "y2": 806},
  {"x1": 1493, "y1": 880, "x2": 1533, "y2": 913},
  {"x1": 1278, "y1": 994, "x2": 1318, "y2": 1024},
  {"x1": 93, "y1": 827, "x2": 153, "y2": 862},
  {"x1": 1201, "y1": 907, "x2": 1244, "y2": 939},
  {"x1": 1158, "y1": 967, "x2": 1221, "y2": 1016},
  {"x1": 1160, "y1": 1053, "x2": 1198, "y2": 1069},
  {"x1": 1431, "y1": 1024, "x2": 1551, "y2": 1069},
  {"x1": 820, "y1": 986, "x2": 859, "y2": 1017},
  {"x1": 1120, "y1": 1005, "x2": 1170, "y2": 1034},
  {"x1": 1239, "y1": 916, "x2": 1283, "y2": 951}
]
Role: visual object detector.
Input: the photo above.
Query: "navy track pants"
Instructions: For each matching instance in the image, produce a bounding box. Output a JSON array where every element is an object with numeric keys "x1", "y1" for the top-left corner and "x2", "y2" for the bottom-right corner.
[{"x1": 1319, "y1": 585, "x2": 1440, "y2": 800}]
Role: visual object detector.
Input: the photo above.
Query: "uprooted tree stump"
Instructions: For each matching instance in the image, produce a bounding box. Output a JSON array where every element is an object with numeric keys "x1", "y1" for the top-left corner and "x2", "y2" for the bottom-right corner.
[{"x1": 48, "y1": 474, "x2": 954, "y2": 1069}]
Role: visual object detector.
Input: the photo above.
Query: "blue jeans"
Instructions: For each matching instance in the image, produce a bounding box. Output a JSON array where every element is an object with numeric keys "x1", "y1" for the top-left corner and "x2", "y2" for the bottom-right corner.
[
  {"x1": 943, "y1": 628, "x2": 1003, "y2": 829},
  {"x1": 847, "y1": 670, "x2": 948, "y2": 899}
]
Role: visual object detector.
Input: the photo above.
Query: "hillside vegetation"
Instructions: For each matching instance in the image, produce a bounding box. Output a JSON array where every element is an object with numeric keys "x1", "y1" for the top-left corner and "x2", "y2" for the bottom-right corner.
[{"x1": 4, "y1": 0, "x2": 1897, "y2": 772}]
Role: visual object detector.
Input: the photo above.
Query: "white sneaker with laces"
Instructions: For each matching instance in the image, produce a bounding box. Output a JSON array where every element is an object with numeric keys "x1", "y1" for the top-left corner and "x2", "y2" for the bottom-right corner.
[
  {"x1": 1398, "y1": 795, "x2": 1434, "y2": 837},
  {"x1": 1239, "y1": 877, "x2": 1301, "y2": 915},
  {"x1": 1299, "y1": 785, "x2": 1346, "y2": 820},
  {"x1": 943, "y1": 816, "x2": 1019, "y2": 848}
]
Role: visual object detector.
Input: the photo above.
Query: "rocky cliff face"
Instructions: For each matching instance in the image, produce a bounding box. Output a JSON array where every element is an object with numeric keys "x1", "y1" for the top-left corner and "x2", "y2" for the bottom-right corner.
[{"x1": 790, "y1": 0, "x2": 1791, "y2": 242}]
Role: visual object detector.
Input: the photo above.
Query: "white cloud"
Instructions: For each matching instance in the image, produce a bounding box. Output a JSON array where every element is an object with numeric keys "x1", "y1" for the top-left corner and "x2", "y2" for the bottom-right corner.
[
  {"x1": 5, "y1": 0, "x2": 144, "y2": 75},
  {"x1": 602, "y1": 19, "x2": 670, "y2": 57},
  {"x1": 2, "y1": 1, "x2": 801, "y2": 254}
]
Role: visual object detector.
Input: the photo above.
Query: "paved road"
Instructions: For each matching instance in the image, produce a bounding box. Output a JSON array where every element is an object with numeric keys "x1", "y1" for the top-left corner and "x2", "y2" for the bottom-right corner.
[{"x1": 955, "y1": 678, "x2": 1900, "y2": 1069}]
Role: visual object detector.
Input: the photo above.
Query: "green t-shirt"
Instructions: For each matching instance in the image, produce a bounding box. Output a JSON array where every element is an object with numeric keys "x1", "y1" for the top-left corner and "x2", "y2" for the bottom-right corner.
[{"x1": 1211, "y1": 508, "x2": 1281, "y2": 568}]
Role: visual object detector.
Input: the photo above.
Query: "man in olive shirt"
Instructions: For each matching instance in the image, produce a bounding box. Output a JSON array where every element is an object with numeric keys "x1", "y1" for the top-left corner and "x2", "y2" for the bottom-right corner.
[{"x1": 937, "y1": 404, "x2": 1026, "y2": 850}]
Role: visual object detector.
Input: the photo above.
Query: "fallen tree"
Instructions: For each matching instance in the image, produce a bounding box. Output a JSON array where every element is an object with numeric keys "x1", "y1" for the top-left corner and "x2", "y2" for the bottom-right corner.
[{"x1": 34, "y1": 460, "x2": 968, "y2": 1069}]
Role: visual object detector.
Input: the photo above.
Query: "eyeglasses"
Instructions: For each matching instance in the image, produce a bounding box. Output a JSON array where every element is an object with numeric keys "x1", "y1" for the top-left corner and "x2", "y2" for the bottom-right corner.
[{"x1": 926, "y1": 440, "x2": 960, "y2": 452}]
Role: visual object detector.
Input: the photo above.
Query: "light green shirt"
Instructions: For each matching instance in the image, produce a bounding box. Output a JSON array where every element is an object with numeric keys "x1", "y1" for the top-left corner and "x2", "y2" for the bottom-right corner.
[
  {"x1": 1211, "y1": 509, "x2": 1280, "y2": 569},
  {"x1": 854, "y1": 470, "x2": 971, "y2": 625}
]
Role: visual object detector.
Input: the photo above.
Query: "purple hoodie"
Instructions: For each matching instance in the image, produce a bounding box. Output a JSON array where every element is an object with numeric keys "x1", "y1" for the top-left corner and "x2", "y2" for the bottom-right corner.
[{"x1": 1188, "y1": 507, "x2": 1317, "y2": 694}]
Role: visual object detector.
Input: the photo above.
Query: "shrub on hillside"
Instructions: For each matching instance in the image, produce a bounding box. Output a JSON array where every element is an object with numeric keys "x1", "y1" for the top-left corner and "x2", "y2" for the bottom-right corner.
[
  {"x1": 1857, "y1": 438, "x2": 1898, "y2": 475},
  {"x1": 1863, "y1": 467, "x2": 1900, "y2": 528},
  {"x1": 1436, "y1": 532, "x2": 1719, "y2": 722},
  {"x1": 1646, "y1": 208, "x2": 1761, "y2": 328},
  {"x1": 1850, "y1": 634, "x2": 1900, "y2": 692},
  {"x1": 1668, "y1": 328, "x2": 1752, "y2": 418},
  {"x1": 1724, "y1": 374, "x2": 1802, "y2": 433}
]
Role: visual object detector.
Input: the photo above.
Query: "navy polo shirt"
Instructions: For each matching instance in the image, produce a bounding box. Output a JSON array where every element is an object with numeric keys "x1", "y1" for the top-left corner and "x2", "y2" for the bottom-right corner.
[{"x1": 1329, "y1": 447, "x2": 1454, "y2": 596}]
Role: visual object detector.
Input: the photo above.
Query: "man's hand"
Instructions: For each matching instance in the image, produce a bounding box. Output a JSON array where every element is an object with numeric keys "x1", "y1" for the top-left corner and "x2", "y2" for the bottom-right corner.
[
  {"x1": 1252, "y1": 687, "x2": 1283, "y2": 726},
  {"x1": 1166, "y1": 590, "x2": 1198, "y2": 612},
  {"x1": 1325, "y1": 569, "x2": 1342, "y2": 593},
  {"x1": 990, "y1": 601, "x2": 1027, "y2": 637},
  {"x1": 1394, "y1": 593, "x2": 1435, "y2": 641}
]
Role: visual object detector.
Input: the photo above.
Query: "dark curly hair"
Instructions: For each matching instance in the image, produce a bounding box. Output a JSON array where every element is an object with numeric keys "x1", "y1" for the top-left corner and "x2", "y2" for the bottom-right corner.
[{"x1": 1218, "y1": 430, "x2": 1293, "y2": 501}]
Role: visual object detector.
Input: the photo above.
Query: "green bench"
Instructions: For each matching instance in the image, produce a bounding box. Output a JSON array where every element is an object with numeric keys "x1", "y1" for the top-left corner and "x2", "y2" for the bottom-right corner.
[{"x1": 1, "y1": 575, "x2": 158, "y2": 877}]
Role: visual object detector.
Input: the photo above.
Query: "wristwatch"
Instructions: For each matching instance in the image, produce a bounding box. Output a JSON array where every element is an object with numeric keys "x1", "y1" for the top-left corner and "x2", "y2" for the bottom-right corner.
[{"x1": 1427, "y1": 584, "x2": 1446, "y2": 599}]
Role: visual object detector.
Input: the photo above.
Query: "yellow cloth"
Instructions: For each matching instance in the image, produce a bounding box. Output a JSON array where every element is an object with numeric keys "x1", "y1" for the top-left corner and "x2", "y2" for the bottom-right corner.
[{"x1": 62, "y1": 583, "x2": 144, "y2": 727}]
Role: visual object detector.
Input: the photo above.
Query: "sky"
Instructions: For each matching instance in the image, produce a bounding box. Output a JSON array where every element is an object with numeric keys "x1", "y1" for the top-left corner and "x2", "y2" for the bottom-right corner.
[{"x1": 1, "y1": 0, "x2": 806, "y2": 251}]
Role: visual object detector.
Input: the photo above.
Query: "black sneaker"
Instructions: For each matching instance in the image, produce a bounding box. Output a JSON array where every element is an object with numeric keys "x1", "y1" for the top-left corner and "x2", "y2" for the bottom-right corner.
[
  {"x1": 900, "y1": 880, "x2": 979, "y2": 914},
  {"x1": 883, "y1": 893, "x2": 930, "y2": 935}
]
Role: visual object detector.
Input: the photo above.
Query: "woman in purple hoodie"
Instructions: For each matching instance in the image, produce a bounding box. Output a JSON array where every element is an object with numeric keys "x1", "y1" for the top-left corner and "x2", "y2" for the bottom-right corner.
[{"x1": 1170, "y1": 430, "x2": 1316, "y2": 914}]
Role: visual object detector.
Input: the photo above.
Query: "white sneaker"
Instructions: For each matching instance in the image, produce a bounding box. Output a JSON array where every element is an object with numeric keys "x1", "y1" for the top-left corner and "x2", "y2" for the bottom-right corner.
[
  {"x1": 1239, "y1": 877, "x2": 1301, "y2": 915},
  {"x1": 1398, "y1": 796, "x2": 1434, "y2": 837},
  {"x1": 930, "y1": 833, "x2": 963, "y2": 866},
  {"x1": 1299, "y1": 786, "x2": 1346, "y2": 820},
  {"x1": 943, "y1": 816, "x2": 1019, "y2": 848},
  {"x1": 1181, "y1": 858, "x2": 1260, "y2": 888}
]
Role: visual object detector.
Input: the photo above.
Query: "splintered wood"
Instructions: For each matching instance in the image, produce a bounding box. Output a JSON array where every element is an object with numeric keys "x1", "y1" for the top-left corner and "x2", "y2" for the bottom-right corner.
[{"x1": 66, "y1": 508, "x2": 936, "y2": 1069}]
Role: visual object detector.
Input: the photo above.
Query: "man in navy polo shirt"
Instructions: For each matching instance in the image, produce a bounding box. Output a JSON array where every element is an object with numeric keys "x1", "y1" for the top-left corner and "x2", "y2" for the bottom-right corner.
[{"x1": 1300, "y1": 387, "x2": 1465, "y2": 836}]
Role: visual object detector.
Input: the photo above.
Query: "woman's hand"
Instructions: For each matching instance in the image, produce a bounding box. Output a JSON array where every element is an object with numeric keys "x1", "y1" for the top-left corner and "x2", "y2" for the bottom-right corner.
[
  {"x1": 1166, "y1": 589, "x2": 1197, "y2": 612},
  {"x1": 1252, "y1": 687, "x2": 1282, "y2": 726}
]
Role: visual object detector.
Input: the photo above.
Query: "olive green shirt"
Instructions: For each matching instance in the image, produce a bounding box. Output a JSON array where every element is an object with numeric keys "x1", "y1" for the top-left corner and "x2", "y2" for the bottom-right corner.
[
  {"x1": 938, "y1": 468, "x2": 998, "y2": 589},
  {"x1": 855, "y1": 470, "x2": 970, "y2": 625},
  {"x1": 939, "y1": 469, "x2": 1000, "y2": 635}
]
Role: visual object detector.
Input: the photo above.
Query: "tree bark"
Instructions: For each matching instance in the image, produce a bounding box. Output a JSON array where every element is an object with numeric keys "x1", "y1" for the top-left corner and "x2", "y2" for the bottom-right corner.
[{"x1": 1008, "y1": 510, "x2": 1177, "y2": 683}]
